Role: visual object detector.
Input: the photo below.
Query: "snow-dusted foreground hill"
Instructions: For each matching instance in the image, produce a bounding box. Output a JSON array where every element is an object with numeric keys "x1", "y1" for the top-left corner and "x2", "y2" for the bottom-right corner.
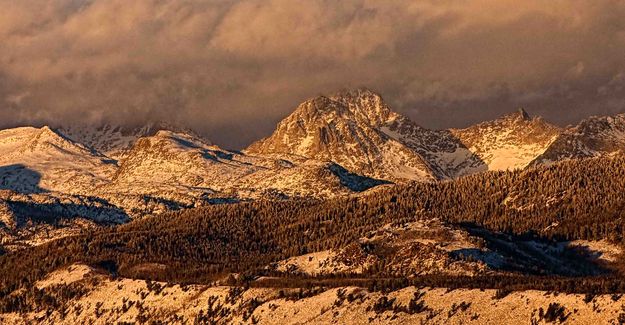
[
  {"x1": 3, "y1": 263, "x2": 625, "y2": 324},
  {"x1": 3, "y1": 152, "x2": 625, "y2": 323}
]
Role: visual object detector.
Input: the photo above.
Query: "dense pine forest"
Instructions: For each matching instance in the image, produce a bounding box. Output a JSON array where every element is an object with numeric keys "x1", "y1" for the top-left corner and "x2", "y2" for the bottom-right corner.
[{"x1": 2, "y1": 155, "x2": 625, "y2": 312}]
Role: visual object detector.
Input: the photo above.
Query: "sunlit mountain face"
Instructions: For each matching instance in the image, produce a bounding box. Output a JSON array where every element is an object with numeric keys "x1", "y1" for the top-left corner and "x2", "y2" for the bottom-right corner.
[{"x1": 2, "y1": 1, "x2": 625, "y2": 324}]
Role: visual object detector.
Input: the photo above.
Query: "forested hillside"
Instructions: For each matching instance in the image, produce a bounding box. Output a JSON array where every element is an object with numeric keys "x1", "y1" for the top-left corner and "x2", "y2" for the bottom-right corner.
[{"x1": 2, "y1": 155, "x2": 625, "y2": 313}]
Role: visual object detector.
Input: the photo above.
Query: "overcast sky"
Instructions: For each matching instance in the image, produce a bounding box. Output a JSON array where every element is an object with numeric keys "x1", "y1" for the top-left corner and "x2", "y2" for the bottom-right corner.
[{"x1": 2, "y1": 0, "x2": 625, "y2": 148}]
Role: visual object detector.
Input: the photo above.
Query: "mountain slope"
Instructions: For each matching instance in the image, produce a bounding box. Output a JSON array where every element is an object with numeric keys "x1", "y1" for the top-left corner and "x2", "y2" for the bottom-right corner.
[
  {"x1": 246, "y1": 90, "x2": 566, "y2": 180},
  {"x1": 7, "y1": 265, "x2": 625, "y2": 325},
  {"x1": 0, "y1": 127, "x2": 129, "y2": 250},
  {"x1": 0, "y1": 126, "x2": 116, "y2": 194},
  {"x1": 3, "y1": 154, "x2": 625, "y2": 293},
  {"x1": 532, "y1": 114, "x2": 625, "y2": 165},
  {"x1": 58, "y1": 122, "x2": 209, "y2": 160},
  {"x1": 246, "y1": 89, "x2": 466, "y2": 181},
  {"x1": 105, "y1": 130, "x2": 384, "y2": 203},
  {"x1": 451, "y1": 109, "x2": 561, "y2": 171},
  {"x1": 235, "y1": 159, "x2": 390, "y2": 199},
  {"x1": 4, "y1": 150, "x2": 625, "y2": 323},
  {"x1": 379, "y1": 117, "x2": 485, "y2": 178}
]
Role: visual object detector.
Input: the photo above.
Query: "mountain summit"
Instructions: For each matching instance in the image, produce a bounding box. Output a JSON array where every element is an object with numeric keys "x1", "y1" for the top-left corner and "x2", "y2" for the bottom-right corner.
[
  {"x1": 451, "y1": 109, "x2": 561, "y2": 171},
  {"x1": 516, "y1": 108, "x2": 531, "y2": 120},
  {"x1": 0, "y1": 126, "x2": 115, "y2": 194},
  {"x1": 247, "y1": 90, "x2": 574, "y2": 178},
  {"x1": 246, "y1": 89, "x2": 438, "y2": 181},
  {"x1": 532, "y1": 113, "x2": 625, "y2": 165}
]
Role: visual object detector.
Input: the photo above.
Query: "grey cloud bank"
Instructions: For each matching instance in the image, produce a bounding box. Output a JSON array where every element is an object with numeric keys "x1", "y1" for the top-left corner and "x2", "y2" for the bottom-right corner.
[{"x1": 1, "y1": 0, "x2": 625, "y2": 148}]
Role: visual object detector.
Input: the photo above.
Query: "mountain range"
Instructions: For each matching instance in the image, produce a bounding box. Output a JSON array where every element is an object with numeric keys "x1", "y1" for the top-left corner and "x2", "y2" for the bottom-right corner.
[
  {"x1": 4, "y1": 89, "x2": 625, "y2": 324},
  {"x1": 1, "y1": 88, "x2": 625, "y2": 249}
]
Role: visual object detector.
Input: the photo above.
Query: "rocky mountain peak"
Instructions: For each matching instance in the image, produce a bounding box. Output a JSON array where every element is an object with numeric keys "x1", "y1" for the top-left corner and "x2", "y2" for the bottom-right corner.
[
  {"x1": 329, "y1": 88, "x2": 393, "y2": 126},
  {"x1": 23, "y1": 126, "x2": 92, "y2": 154},
  {"x1": 246, "y1": 89, "x2": 441, "y2": 181},
  {"x1": 573, "y1": 114, "x2": 625, "y2": 135},
  {"x1": 517, "y1": 108, "x2": 530, "y2": 120},
  {"x1": 531, "y1": 113, "x2": 625, "y2": 165},
  {"x1": 451, "y1": 109, "x2": 561, "y2": 171},
  {"x1": 498, "y1": 108, "x2": 533, "y2": 124},
  {"x1": 288, "y1": 88, "x2": 393, "y2": 128}
]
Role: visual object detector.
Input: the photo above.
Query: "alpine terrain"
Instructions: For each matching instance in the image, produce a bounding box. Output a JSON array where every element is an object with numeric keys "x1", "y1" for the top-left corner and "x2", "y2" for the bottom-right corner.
[{"x1": 3, "y1": 89, "x2": 625, "y2": 324}]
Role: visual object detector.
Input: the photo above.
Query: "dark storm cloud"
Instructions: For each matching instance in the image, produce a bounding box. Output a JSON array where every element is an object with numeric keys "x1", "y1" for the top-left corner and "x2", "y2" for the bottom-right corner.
[{"x1": 1, "y1": 0, "x2": 625, "y2": 148}]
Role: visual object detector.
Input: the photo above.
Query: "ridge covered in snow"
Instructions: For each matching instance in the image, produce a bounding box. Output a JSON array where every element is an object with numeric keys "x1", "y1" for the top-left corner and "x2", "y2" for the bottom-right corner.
[
  {"x1": 0, "y1": 126, "x2": 116, "y2": 195},
  {"x1": 58, "y1": 122, "x2": 210, "y2": 160}
]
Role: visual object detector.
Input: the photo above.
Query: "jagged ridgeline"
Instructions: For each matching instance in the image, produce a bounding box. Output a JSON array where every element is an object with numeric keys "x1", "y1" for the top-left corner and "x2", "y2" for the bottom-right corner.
[{"x1": 3, "y1": 154, "x2": 625, "y2": 304}]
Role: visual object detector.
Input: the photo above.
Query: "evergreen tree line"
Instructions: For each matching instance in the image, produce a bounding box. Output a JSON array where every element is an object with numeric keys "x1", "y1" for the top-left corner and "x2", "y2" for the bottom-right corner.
[{"x1": 2, "y1": 155, "x2": 625, "y2": 312}]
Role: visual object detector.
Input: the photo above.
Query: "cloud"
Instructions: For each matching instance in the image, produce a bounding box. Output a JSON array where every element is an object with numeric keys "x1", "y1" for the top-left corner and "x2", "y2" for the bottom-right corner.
[{"x1": 1, "y1": 0, "x2": 625, "y2": 148}]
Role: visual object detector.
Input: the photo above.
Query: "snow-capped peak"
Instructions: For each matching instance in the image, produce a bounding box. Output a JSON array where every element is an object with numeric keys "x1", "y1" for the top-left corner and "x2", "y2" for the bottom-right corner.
[
  {"x1": 451, "y1": 109, "x2": 561, "y2": 171},
  {"x1": 247, "y1": 90, "x2": 444, "y2": 181},
  {"x1": 58, "y1": 121, "x2": 210, "y2": 160},
  {"x1": 0, "y1": 126, "x2": 116, "y2": 194}
]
